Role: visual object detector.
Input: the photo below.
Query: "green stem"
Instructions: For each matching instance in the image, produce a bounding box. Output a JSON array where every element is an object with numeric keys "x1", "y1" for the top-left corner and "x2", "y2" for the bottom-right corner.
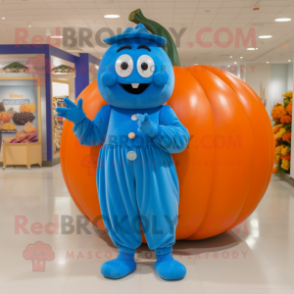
[{"x1": 129, "y1": 9, "x2": 181, "y2": 67}]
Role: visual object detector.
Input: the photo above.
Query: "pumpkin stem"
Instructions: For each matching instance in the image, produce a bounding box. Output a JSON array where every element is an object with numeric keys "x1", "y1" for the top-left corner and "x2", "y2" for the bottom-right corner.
[{"x1": 128, "y1": 9, "x2": 181, "y2": 67}]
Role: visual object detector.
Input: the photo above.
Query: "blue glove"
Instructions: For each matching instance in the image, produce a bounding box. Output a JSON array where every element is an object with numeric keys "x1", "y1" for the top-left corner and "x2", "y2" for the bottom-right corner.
[
  {"x1": 56, "y1": 98, "x2": 85, "y2": 124},
  {"x1": 137, "y1": 113, "x2": 158, "y2": 137}
]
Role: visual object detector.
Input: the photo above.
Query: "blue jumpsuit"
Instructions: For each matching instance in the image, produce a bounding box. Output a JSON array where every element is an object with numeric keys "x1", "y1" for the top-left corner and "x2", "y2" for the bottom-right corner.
[{"x1": 73, "y1": 104, "x2": 189, "y2": 255}]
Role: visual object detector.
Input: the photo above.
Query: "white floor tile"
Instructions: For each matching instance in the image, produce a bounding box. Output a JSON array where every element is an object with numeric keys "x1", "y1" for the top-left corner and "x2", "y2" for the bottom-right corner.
[
  {"x1": 203, "y1": 288, "x2": 294, "y2": 294},
  {"x1": 262, "y1": 250, "x2": 294, "y2": 267},
  {"x1": 0, "y1": 287, "x2": 64, "y2": 294},
  {"x1": 276, "y1": 266, "x2": 294, "y2": 288},
  {"x1": 0, "y1": 165, "x2": 294, "y2": 292},
  {"x1": 254, "y1": 237, "x2": 294, "y2": 251},
  {"x1": 139, "y1": 259, "x2": 203, "y2": 291},
  {"x1": 63, "y1": 285, "x2": 140, "y2": 294},
  {"x1": 197, "y1": 265, "x2": 292, "y2": 289},
  {"x1": 66, "y1": 259, "x2": 140, "y2": 287}
]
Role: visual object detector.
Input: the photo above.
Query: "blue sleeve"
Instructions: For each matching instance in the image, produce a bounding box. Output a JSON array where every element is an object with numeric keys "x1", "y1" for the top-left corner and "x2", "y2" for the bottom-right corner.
[
  {"x1": 73, "y1": 105, "x2": 111, "y2": 146},
  {"x1": 153, "y1": 105, "x2": 190, "y2": 153}
]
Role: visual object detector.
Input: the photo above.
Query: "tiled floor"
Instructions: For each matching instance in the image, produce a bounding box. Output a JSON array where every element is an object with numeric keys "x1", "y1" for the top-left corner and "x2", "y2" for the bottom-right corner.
[{"x1": 0, "y1": 165, "x2": 294, "y2": 294}]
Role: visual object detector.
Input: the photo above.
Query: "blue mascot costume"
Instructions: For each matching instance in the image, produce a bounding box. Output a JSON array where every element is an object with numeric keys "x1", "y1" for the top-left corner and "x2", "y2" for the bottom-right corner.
[{"x1": 56, "y1": 24, "x2": 190, "y2": 280}]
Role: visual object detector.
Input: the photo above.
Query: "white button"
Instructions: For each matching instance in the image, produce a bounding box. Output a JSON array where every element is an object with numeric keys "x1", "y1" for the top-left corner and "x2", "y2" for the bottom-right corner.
[
  {"x1": 128, "y1": 132, "x2": 136, "y2": 139},
  {"x1": 126, "y1": 151, "x2": 137, "y2": 161},
  {"x1": 131, "y1": 114, "x2": 138, "y2": 121}
]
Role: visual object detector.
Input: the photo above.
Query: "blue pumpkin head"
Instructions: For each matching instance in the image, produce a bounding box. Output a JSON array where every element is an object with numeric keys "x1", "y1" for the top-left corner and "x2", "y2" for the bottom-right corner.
[{"x1": 97, "y1": 24, "x2": 175, "y2": 109}]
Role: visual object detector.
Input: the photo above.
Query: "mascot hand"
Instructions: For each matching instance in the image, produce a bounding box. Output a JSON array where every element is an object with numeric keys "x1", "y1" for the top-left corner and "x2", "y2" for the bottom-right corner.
[
  {"x1": 56, "y1": 98, "x2": 85, "y2": 124},
  {"x1": 137, "y1": 113, "x2": 158, "y2": 137}
]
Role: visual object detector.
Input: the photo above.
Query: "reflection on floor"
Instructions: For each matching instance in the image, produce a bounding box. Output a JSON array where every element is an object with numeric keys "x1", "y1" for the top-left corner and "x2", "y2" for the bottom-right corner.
[{"x1": 0, "y1": 165, "x2": 294, "y2": 294}]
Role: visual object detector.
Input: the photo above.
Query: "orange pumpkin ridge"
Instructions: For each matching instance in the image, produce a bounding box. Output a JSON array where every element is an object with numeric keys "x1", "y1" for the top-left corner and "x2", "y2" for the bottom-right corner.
[
  {"x1": 199, "y1": 66, "x2": 274, "y2": 230},
  {"x1": 169, "y1": 66, "x2": 215, "y2": 240},
  {"x1": 60, "y1": 65, "x2": 274, "y2": 241},
  {"x1": 185, "y1": 66, "x2": 254, "y2": 239}
]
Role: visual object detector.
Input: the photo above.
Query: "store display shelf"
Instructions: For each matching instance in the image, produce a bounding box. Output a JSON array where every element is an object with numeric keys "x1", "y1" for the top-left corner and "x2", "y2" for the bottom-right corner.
[{"x1": 2, "y1": 141, "x2": 42, "y2": 169}]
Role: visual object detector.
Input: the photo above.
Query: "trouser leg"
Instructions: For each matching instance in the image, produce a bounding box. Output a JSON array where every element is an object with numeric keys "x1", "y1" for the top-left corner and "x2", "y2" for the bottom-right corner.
[
  {"x1": 97, "y1": 151, "x2": 142, "y2": 254},
  {"x1": 134, "y1": 149, "x2": 179, "y2": 255}
]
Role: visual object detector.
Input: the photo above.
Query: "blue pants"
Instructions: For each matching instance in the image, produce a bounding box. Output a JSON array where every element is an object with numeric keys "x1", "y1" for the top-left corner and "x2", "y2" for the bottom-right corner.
[{"x1": 97, "y1": 144, "x2": 179, "y2": 255}]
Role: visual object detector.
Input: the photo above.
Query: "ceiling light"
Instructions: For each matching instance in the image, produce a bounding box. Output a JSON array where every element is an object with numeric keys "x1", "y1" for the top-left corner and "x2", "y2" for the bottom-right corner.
[
  {"x1": 275, "y1": 18, "x2": 291, "y2": 22},
  {"x1": 50, "y1": 35, "x2": 63, "y2": 39},
  {"x1": 230, "y1": 56, "x2": 233, "y2": 58},
  {"x1": 28, "y1": 24, "x2": 31, "y2": 28},
  {"x1": 2, "y1": 17, "x2": 5, "y2": 20},
  {"x1": 240, "y1": 57, "x2": 243, "y2": 59},
  {"x1": 234, "y1": 62, "x2": 237, "y2": 64},
  {"x1": 266, "y1": 61, "x2": 269, "y2": 64},
  {"x1": 259, "y1": 35, "x2": 272, "y2": 39},
  {"x1": 104, "y1": 14, "x2": 120, "y2": 19},
  {"x1": 288, "y1": 60, "x2": 291, "y2": 62},
  {"x1": 247, "y1": 48, "x2": 258, "y2": 50}
]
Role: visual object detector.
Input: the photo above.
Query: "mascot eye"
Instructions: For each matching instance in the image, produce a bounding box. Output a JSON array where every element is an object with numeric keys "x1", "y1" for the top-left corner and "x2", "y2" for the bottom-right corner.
[
  {"x1": 115, "y1": 54, "x2": 133, "y2": 78},
  {"x1": 141, "y1": 63, "x2": 148, "y2": 70},
  {"x1": 137, "y1": 55, "x2": 155, "y2": 78},
  {"x1": 121, "y1": 62, "x2": 128, "y2": 70}
]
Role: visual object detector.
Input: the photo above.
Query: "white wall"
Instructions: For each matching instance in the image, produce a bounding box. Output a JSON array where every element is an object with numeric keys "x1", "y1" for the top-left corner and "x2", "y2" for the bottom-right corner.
[
  {"x1": 245, "y1": 63, "x2": 271, "y2": 114},
  {"x1": 246, "y1": 63, "x2": 294, "y2": 179},
  {"x1": 245, "y1": 63, "x2": 293, "y2": 120},
  {"x1": 269, "y1": 64, "x2": 289, "y2": 114},
  {"x1": 287, "y1": 63, "x2": 293, "y2": 91}
]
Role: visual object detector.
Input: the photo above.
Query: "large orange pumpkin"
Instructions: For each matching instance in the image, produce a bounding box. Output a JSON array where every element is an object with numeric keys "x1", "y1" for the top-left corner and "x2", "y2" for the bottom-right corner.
[{"x1": 60, "y1": 64, "x2": 274, "y2": 240}]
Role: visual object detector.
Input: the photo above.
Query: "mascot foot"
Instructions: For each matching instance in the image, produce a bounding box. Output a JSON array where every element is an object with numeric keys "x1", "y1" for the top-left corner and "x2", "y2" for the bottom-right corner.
[
  {"x1": 154, "y1": 253, "x2": 186, "y2": 280},
  {"x1": 101, "y1": 252, "x2": 136, "y2": 279}
]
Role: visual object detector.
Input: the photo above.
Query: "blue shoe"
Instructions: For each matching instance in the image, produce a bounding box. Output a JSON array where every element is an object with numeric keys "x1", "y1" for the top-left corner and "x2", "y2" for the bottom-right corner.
[
  {"x1": 154, "y1": 253, "x2": 186, "y2": 280},
  {"x1": 101, "y1": 252, "x2": 136, "y2": 279}
]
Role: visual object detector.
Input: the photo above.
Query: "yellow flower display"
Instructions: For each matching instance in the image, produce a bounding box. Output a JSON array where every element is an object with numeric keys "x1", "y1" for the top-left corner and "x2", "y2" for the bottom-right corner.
[
  {"x1": 281, "y1": 115, "x2": 291, "y2": 124},
  {"x1": 281, "y1": 159, "x2": 290, "y2": 171},
  {"x1": 271, "y1": 105, "x2": 287, "y2": 123},
  {"x1": 283, "y1": 91, "x2": 293, "y2": 98},
  {"x1": 274, "y1": 127, "x2": 286, "y2": 140},
  {"x1": 275, "y1": 145, "x2": 284, "y2": 164},
  {"x1": 286, "y1": 100, "x2": 292, "y2": 116},
  {"x1": 273, "y1": 124, "x2": 283, "y2": 134},
  {"x1": 281, "y1": 146, "x2": 290, "y2": 156},
  {"x1": 272, "y1": 93, "x2": 291, "y2": 174}
]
